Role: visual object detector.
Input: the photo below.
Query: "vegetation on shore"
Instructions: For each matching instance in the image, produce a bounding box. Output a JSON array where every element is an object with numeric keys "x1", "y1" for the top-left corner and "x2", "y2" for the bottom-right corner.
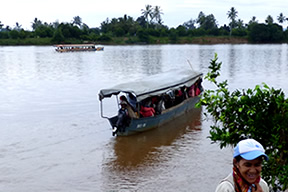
[
  {"x1": 198, "y1": 54, "x2": 288, "y2": 192},
  {"x1": 0, "y1": 6, "x2": 288, "y2": 45}
]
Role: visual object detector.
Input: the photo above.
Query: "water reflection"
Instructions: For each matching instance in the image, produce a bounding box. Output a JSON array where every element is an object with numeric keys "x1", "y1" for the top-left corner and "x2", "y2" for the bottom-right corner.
[
  {"x1": 101, "y1": 107, "x2": 202, "y2": 191},
  {"x1": 101, "y1": 45, "x2": 163, "y2": 82}
]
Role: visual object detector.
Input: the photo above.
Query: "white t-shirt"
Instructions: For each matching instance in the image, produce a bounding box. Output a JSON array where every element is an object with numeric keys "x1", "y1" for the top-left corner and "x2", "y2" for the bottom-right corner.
[{"x1": 215, "y1": 173, "x2": 269, "y2": 192}]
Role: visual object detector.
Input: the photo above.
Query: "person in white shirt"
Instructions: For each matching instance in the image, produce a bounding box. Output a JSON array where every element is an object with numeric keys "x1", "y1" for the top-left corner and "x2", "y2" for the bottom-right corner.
[{"x1": 215, "y1": 138, "x2": 269, "y2": 192}]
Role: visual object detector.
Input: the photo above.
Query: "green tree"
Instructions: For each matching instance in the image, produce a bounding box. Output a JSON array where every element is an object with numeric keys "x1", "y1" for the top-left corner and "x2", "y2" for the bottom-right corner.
[
  {"x1": 14, "y1": 22, "x2": 22, "y2": 31},
  {"x1": 197, "y1": 12, "x2": 217, "y2": 30},
  {"x1": 31, "y1": 18, "x2": 42, "y2": 31},
  {"x1": 198, "y1": 54, "x2": 288, "y2": 191},
  {"x1": 176, "y1": 25, "x2": 187, "y2": 36},
  {"x1": 265, "y1": 15, "x2": 274, "y2": 24},
  {"x1": 249, "y1": 16, "x2": 258, "y2": 25},
  {"x1": 227, "y1": 7, "x2": 238, "y2": 36},
  {"x1": 141, "y1": 4, "x2": 153, "y2": 28},
  {"x1": 35, "y1": 25, "x2": 54, "y2": 37},
  {"x1": 277, "y1": 13, "x2": 286, "y2": 28},
  {"x1": 100, "y1": 18, "x2": 110, "y2": 33},
  {"x1": 51, "y1": 28, "x2": 64, "y2": 43},
  {"x1": 136, "y1": 16, "x2": 147, "y2": 28},
  {"x1": 9, "y1": 30, "x2": 20, "y2": 39},
  {"x1": 137, "y1": 28, "x2": 149, "y2": 43},
  {"x1": 72, "y1": 16, "x2": 82, "y2": 28},
  {"x1": 57, "y1": 23, "x2": 82, "y2": 39},
  {"x1": 183, "y1": 19, "x2": 196, "y2": 30},
  {"x1": 0, "y1": 21, "x2": 4, "y2": 30},
  {"x1": 153, "y1": 6, "x2": 163, "y2": 25},
  {"x1": 249, "y1": 23, "x2": 283, "y2": 43}
]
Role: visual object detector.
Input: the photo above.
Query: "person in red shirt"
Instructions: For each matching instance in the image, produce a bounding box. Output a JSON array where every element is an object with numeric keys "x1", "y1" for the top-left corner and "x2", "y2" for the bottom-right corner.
[{"x1": 140, "y1": 105, "x2": 155, "y2": 117}]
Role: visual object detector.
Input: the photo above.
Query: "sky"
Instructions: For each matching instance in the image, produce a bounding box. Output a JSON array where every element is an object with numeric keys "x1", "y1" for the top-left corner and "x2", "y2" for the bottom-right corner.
[{"x1": 1, "y1": 0, "x2": 287, "y2": 30}]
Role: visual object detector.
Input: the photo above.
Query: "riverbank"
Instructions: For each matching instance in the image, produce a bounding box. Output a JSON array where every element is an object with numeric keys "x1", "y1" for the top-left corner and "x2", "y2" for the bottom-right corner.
[{"x1": 0, "y1": 36, "x2": 249, "y2": 46}]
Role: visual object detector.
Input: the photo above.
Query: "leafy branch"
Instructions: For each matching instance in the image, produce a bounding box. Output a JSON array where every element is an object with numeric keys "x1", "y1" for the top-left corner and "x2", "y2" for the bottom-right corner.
[{"x1": 198, "y1": 53, "x2": 288, "y2": 191}]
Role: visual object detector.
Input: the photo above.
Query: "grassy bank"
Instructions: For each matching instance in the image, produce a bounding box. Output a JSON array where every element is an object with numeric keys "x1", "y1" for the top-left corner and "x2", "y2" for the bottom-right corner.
[{"x1": 0, "y1": 36, "x2": 249, "y2": 46}]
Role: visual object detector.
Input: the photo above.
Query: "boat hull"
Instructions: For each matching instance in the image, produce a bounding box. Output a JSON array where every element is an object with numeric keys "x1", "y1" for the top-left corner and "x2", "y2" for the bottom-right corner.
[
  {"x1": 55, "y1": 44, "x2": 104, "y2": 52},
  {"x1": 109, "y1": 95, "x2": 201, "y2": 136}
]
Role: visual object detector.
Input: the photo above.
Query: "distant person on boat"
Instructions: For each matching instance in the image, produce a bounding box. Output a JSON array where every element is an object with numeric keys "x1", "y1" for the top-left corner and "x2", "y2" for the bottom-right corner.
[
  {"x1": 215, "y1": 138, "x2": 269, "y2": 192},
  {"x1": 188, "y1": 80, "x2": 202, "y2": 97}
]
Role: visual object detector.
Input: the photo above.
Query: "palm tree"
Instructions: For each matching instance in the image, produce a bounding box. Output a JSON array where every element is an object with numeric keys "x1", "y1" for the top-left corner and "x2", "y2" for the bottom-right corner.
[
  {"x1": 227, "y1": 7, "x2": 238, "y2": 36},
  {"x1": 197, "y1": 11, "x2": 206, "y2": 26},
  {"x1": 31, "y1": 18, "x2": 42, "y2": 31},
  {"x1": 153, "y1": 6, "x2": 163, "y2": 25},
  {"x1": 14, "y1": 22, "x2": 22, "y2": 31},
  {"x1": 72, "y1": 16, "x2": 82, "y2": 28},
  {"x1": 141, "y1": 4, "x2": 153, "y2": 28},
  {"x1": 0, "y1": 21, "x2": 3, "y2": 30},
  {"x1": 248, "y1": 16, "x2": 258, "y2": 25},
  {"x1": 277, "y1": 13, "x2": 286, "y2": 25},
  {"x1": 236, "y1": 19, "x2": 244, "y2": 29},
  {"x1": 248, "y1": 16, "x2": 258, "y2": 30},
  {"x1": 265, "y1": 15, "x2": 274, "y2": 24}
]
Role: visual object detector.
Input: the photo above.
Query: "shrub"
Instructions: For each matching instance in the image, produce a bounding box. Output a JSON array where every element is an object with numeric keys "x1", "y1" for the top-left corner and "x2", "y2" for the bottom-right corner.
[{"x1": 198, "y1": 53, "x2": 288, "y2": 191}]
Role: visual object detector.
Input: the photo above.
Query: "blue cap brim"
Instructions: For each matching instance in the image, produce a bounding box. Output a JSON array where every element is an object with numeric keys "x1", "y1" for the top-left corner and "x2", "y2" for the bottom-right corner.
[{"x1": 240, "y1": 150, "x2": 269, "y2": 161}]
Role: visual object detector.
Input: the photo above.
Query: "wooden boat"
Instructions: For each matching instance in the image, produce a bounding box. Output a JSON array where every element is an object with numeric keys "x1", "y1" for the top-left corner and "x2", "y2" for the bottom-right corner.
[
  {"x1": 55, "y1": 44, "x2": 104, "y2": 52},
  {"x1": 99, "y1": 69, "x2": 203, "y2": 136}
]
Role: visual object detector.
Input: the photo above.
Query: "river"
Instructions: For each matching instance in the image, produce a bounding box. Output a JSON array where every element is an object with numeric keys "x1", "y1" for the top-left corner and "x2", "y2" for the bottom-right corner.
[{"x1": 0, "y1": 44, "x2": 287, "y2": 192}]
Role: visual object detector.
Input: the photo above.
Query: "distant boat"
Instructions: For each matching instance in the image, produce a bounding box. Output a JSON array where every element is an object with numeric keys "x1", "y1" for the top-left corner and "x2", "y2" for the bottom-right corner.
[
  {"x1": 99, "y1": 69, "x2": 203, "y2": 136},
  {"x1": 55, "y1": 44, "x2": 104, "y2": 52}
]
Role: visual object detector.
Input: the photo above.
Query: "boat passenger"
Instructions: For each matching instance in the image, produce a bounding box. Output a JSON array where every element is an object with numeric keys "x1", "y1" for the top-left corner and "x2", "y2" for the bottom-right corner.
[
  {"x1": 127, "y1": 93, "x2": 137, "y2": 111},
  {"x1": 174, "y1": 89, "x2": 184, "y2": 105},
  {"x1": 181, "y1": 86, "x2": 189, "y2": 99},
  {"x1": 197, "y1": 78, "x2": 203, "y2": 92},
  {"x1": 188, "y1": 84, "x2": 196, "y2": 97},
  {"x1": 163, "y1": 90, "x2": 175, "y2": 109},
  {"x1": 113, "y1": 100, "x2": 131, "y2": 135},
  {"x1": 194, "y1": 81, "x2": 201, "y2": 96},
  {"x1": 150, "y1": 96, "x2": 165, "y2": 115},
  {"x1": 188, "y1": 81, "x2": 201, "y2": 97},
  {"x1": 120, "y1": 95, "x2": 138, "y2": 118},
  {"x1": 140, "y1": 105, "x2": 155, "y2": 117}
]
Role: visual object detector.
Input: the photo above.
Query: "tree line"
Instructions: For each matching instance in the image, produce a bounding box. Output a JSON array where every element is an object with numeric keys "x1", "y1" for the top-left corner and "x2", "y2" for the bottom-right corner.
[{"x1": 0, "y1": 6, "x2": 288, "y2": 45}]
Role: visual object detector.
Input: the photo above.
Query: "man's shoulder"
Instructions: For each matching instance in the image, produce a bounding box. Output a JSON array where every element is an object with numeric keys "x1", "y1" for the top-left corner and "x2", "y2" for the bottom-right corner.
[
  {"x1": 215, "y1": 174, "x2": 234, "y2": 192},
  {"x1": 259, "y1": 178, "x2": 269, "y2": 192}
]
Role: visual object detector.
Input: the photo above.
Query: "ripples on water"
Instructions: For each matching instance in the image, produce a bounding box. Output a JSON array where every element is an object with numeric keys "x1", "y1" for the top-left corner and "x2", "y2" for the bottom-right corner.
[{"x1": 0, "y1": 44, "x2": 287, "y2": 191}]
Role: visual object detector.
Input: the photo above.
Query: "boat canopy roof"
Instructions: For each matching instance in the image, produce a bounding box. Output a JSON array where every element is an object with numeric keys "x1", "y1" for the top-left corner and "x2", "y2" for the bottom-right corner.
[
  {"x1": 99, "y1": 69, "x2": 202, "y2": 101},
  {"x1": 55, "y1": 44, "x2": 95, "y2": 47}
]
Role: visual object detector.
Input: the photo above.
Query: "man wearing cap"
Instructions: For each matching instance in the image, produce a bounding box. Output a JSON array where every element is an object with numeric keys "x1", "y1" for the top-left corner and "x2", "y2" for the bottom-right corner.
[{"x1": 215, "y1": 138, "x2": 269, "y2": 192}]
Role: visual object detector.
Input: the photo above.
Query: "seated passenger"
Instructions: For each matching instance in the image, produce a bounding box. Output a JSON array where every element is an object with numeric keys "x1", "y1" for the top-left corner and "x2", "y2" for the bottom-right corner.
[
  {"x1": 163, "y1": 90, "x2": 175, "y2": 108},
  {"x1": 151, "y1": 96, "x2": 165, "y2": 115},
  {"x1": 181, "y1": 86, "x2": 189, "y2": 99},
  {"x1": 194, "y1": 81, "x2": 201, "y2": 96},
  {"x1": 174, "y1": 89, "x2": 184, "y2": 105},
  {"x1": 188, "y1": 84, "x2": 196, "y2": 97},
  {"x1": 140, "y1": 105, "x2": 155, "y2": 117}
]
